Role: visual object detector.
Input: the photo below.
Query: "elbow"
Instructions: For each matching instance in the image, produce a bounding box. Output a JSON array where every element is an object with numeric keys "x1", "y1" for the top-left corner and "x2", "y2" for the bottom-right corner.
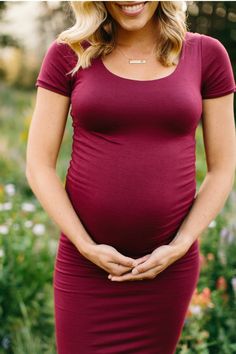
[
  {"x1": 207, "y1": 166, "x2": 235, "y2": 187},
  {"x1": 208, "y1": 155, "x2": 236, "y2": 179},
  {"x1": 25, "y1": 162, "x2": 56, "y2": 186}
]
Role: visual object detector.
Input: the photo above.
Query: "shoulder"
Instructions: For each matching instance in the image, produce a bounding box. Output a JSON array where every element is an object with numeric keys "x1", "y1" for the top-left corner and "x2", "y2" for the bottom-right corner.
[
  {"x1": 50, "y1": 38, "x2": 91, "y2": 52},
  {"x1": 185, "y1": 30, "x2": 201, "y2": 45},
  {"x1": 47, "y1": 39, "x2": 91, "y2": 63},
  {"x1": 200, "y1": 33, "x2": 232, "y2": 69},
  {"x1": 185, "y1": 31, "x2": 224, "y2": 51},
  {"x1": 185, "y1": 32, "x2": 231, "y2": 65},
  {"x1": 200, "y1": 32, "x2": 224, "y2": 49},
  {"x1": 200, "y1": 33, "x2": 231, "y2": 64},
  {"x1": 185, "y1": 30, "x2": 221, "y2": 46},
  {"x1": 185, "y1": 30, "x2": 201, "y2": 41},
  {"x1": 35, "y1": 39, "x2": 80, "y2": 97},
  {"x1": 46, "y1": 39, "x2": 77, "y2": 64},
  {"x1": 199, "y1": 33, "x2": 235, "y2": 98}
]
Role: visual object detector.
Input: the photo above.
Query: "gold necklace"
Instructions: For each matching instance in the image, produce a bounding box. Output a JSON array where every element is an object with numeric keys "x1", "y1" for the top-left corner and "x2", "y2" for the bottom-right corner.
[{"x1": 115, "y1": 43, "x2": 157, "y2": 64}]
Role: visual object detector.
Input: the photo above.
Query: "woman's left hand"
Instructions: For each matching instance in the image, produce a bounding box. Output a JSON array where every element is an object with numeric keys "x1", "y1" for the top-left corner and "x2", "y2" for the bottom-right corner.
[{"x1": 108, "y1": 244, "x2": 187, "y2": 281}]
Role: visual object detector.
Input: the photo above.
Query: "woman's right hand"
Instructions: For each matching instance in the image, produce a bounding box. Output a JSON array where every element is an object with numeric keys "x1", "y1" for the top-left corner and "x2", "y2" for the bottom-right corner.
[{"x1": 81, "y1": 243, "x2": 147, "y2": 276}]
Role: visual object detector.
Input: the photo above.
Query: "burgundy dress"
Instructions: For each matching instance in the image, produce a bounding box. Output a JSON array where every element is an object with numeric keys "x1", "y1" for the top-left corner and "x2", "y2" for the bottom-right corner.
[{"x1": 35, "y1": 31, "x2": 236, "y2": 354}]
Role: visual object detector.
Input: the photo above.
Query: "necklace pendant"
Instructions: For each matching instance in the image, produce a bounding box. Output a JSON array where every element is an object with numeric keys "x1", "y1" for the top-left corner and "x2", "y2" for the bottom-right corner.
[{"x1": 129, "y1": 59, "x2": 146, "y2": 64}]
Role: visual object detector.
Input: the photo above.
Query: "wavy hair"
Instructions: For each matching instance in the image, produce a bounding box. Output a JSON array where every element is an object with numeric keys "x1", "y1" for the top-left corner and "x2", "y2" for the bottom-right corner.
[{"x1": 56, "y1": 1, "x2": 188, "y2": 77}]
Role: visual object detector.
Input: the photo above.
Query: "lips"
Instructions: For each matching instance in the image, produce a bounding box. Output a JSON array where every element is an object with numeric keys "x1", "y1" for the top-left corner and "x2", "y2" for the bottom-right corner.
[
  {"x1": 116, "y1": 1, "x2": 147, "y2": 6},
  {"x1": 115, "y1": 1, "x2": 148, "y2": 16}
]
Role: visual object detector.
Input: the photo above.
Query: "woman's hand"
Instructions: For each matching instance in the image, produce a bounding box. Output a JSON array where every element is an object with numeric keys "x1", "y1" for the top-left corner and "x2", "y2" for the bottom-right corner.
[
  {"x1": 107, "y1": 244, "x2": 187, "y2": 281},
  {"x1": 81, "y1": 243, "x2": 149, "y2": 276}
]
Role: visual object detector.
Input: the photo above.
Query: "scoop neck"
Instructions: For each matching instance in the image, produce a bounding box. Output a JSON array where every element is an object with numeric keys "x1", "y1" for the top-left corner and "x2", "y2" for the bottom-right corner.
[{"x1": 98, "y1": 32, "x2": 189, "y2": 83}]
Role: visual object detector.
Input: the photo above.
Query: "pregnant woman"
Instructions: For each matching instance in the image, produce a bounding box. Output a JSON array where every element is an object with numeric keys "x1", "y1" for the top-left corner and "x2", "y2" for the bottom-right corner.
[{"x1": 26, "y1": 1, "x2": 236, "y2": 353}]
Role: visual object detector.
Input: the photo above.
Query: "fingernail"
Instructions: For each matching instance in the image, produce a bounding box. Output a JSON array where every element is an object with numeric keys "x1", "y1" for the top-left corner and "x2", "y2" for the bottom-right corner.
[{"x1": 132, "y1": 268, "x2": 139, "y2": 275}]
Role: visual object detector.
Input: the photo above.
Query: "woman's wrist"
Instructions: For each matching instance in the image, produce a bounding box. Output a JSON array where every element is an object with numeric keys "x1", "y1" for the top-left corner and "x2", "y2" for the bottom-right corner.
[
  {"x1": 75, "y1": 233, "x2": 97, "y2": 256},
  {"x1": 169, "y1": 234, "x2": 194, "y2": 257}
]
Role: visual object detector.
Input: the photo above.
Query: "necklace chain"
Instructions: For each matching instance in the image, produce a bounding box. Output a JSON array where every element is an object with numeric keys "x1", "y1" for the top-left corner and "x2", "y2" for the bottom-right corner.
[{"x1": 115, "y1": 43, "x2": 157, "y2": 64}]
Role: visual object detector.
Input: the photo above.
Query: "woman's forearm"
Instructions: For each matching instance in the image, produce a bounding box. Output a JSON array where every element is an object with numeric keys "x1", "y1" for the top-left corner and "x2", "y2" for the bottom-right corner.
[
  {"x1": 26, "y1": 166, "x2": 96, "y2": 254},
  {"x1": 169, "y1": 169, "x2": 235, "y2": 254}
]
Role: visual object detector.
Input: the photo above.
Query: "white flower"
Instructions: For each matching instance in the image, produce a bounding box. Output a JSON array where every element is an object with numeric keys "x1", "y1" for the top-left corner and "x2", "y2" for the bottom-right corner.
[
  {"x1": 32, "y1": 223, "x2": 45, "y2": 236},
  {"x1": 4, "y1": 202, "x2": 12, "y2": 210},
  {"x1": 21, "y1": 202, "x2": 36, "y2": 212},
  {"x1": 0, "y1": 248, "x2": 4, "y2": 257},
  {"x1": 0, "y1": 202, "x2": 12, "y2": 211},
  {"x1": 208, "y1": 220, "x2": 216, "y2": 228},
  {"x1": 190, "y1": 305, "x2": 202, "y2": 315},
  {"x1": 4, "y1": 183, "x2": 15, "y2": 196},
  {"x1": 0, "y1": 225, "x2": 9, "y2": 234},
  {"x1": 6, "y1": 203, "x2": 12, "y2": 210},
  {"x1": 24, "y1": 220, "x2": 33, "y2": 228}
]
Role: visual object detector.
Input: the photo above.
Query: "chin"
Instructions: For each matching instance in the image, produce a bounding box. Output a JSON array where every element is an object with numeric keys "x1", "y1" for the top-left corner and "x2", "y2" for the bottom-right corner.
[{"x1": 119, "y1": 20, "x2": 148, "y2": 32}]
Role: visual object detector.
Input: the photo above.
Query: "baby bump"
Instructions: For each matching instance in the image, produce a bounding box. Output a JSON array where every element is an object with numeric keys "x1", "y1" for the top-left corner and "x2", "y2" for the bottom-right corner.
[{"x1": 65, "y1": 175, "x2": 196, "y2": 257}]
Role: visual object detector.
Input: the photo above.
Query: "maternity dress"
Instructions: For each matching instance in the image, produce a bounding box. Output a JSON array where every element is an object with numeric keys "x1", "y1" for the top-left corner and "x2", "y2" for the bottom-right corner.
[{"x1": 35, "y1": 31, "x2": 236, "y2": 354}]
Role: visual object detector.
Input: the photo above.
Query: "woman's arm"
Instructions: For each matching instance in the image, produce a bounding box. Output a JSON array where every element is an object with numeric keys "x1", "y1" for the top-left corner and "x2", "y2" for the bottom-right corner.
[
  {"x1": 26, "y1": 87, "x2": 96, "y2": 253},
  {"x1": 169, "y1": 92, "x2": 236, "y2": 254},
  {"x1": 26, "y1": 87, "x2": 137, "y2": 274}
]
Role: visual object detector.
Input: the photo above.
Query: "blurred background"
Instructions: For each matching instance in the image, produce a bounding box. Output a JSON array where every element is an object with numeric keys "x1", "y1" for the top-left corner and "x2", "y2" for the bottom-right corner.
[{"x1": 0, "y1": 1, "x2": 236, "y2": 353}]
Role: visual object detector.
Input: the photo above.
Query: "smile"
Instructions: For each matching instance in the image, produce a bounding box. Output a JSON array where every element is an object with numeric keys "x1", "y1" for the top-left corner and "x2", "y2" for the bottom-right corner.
[{"x1": 116, "y1": 2, "x2": 148, "y2": 16}]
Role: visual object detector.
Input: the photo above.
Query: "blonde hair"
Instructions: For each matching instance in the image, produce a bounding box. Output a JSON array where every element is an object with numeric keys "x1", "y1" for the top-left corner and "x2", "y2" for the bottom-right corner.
[{"x1": 56, "y1": 1, "x2": 188, "y2": 77}]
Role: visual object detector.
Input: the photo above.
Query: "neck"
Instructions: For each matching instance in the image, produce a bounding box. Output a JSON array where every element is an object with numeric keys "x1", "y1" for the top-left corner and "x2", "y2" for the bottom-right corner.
[{"x1": 114, "y1": 17, "x2": 160, "y2": 54}]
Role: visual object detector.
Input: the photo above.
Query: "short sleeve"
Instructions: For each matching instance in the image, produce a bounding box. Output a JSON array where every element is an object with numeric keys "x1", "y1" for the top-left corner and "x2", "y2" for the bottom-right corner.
[
  {"x1": 201, "y1": 34, "x2": 236, "y2": 99},
  {"x1": 35, "y1": 40, "x2": 76, "y2": 97}
]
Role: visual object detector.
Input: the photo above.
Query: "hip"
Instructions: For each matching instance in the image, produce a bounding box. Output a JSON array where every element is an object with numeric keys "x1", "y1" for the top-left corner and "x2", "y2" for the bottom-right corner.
[{"x1": 53, "y1": 231, "x2": 200, "y2": 292}]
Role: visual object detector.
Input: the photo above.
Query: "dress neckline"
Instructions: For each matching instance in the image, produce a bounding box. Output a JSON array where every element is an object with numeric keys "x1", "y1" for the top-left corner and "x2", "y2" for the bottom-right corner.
[{"x1": 97, "y1": 31, "x2": 189, "y2": 83}]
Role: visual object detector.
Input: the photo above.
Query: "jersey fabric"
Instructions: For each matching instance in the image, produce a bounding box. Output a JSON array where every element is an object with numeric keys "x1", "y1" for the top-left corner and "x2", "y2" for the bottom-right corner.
[{"x1": 35, "y1": 31, "x2": 236, "y2": 354}]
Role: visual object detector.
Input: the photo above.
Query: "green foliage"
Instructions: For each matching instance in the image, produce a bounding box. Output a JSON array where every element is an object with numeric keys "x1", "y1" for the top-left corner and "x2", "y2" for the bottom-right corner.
[
  {"x1": 176, "y1": 213, "x2": 236, "y2": 353},
  {"x1": 0, "y1": 186, "x2": 57, "y2": 353},
  {"x1": 0, "y1": 84, "x2": 68, "y2": 354}
]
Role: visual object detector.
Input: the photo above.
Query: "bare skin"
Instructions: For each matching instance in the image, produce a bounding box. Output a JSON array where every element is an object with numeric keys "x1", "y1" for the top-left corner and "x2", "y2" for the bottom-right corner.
[
  {"x1": 26, "y1": 1, "x2": 236, "y2": 282},
  {"x1": 102, "y1": 1, "x2": 181, "y2": 81}
]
